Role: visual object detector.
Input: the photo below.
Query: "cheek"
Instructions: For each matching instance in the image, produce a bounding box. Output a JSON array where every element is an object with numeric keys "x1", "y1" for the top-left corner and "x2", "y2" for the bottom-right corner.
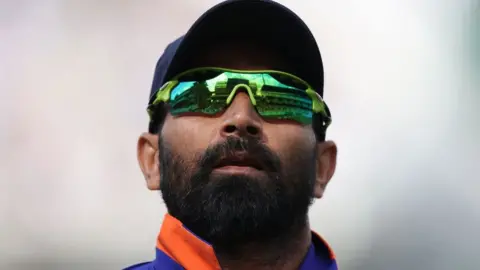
[
  {"x1": 264, "y1": 123, "x2": 315, "y2": 156},
  {"x1": 162, "y1": 115, "x2": 217, "y2": 156}
]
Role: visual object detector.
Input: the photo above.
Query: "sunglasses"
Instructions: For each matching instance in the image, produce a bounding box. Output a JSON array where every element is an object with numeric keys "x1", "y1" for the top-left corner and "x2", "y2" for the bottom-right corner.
[{"x1": 147, "y1": 67, "x2": 331, "y2": 129}]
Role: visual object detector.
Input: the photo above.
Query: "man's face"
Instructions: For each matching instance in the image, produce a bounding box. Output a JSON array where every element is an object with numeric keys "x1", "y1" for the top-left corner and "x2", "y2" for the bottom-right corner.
[{"x1": 138, "y1": 42, "x2": 337, "y2": 251}]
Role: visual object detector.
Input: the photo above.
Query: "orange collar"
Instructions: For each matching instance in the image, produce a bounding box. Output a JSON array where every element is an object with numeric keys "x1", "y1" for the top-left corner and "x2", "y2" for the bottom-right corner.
[
  {"x1": 156, "y1": 214, "x2": 336, "y2": 269},
  {"x1": 157, "y1": 214, "x2": 221, "y2": 270}
]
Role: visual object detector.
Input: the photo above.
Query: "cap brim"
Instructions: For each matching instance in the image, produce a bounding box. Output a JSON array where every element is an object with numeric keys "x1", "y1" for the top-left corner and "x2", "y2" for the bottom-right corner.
[{"x1": 163, "y1": 0, "x2": 324, "y2": 96}]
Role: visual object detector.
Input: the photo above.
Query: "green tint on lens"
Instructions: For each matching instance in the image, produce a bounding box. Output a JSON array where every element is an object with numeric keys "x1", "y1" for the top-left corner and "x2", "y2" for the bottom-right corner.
[{"x1": 148, "y1": 67, "x2": 331, "y2": 128}]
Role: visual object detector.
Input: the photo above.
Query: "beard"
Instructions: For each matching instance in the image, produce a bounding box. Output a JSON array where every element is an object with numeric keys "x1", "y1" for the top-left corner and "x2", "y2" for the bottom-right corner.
[{"x1": 159, "y1": 135, "x2": 316, "y2": 254}]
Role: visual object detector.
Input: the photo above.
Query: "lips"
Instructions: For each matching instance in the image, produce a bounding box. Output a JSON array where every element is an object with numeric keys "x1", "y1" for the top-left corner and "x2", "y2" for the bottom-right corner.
[{"x1": 213, "y1": 153, "x2": 265, "y2": 171}]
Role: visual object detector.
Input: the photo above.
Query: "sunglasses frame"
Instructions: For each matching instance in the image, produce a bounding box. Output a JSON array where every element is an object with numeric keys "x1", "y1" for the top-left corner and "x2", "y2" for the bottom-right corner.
[{"x1": 147, "y1": 67, "x2": 332, "y2": 128}]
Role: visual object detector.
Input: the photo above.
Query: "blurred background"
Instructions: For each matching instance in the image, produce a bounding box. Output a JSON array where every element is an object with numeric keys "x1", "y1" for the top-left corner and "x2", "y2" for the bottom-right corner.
[{"x1": 1, "y1": 0, "x2": 478, "y2": 269}]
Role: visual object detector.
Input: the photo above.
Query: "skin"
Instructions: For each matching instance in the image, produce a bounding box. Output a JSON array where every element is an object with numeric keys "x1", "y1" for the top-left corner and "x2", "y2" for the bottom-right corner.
[{"x1": 137, "y1": 41, "x2": 337, "y2": 270}]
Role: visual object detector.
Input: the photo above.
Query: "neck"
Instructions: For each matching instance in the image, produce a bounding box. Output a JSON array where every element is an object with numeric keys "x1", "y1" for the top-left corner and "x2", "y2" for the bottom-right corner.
[{"x1": 214, "y1": 224, "x2": 312, "y2": 270}]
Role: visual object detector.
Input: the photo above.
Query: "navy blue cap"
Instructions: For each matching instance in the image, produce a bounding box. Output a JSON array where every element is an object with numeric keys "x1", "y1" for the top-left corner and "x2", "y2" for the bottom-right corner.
[{"x1": 148, "y1": 0, "x2": 325, "y2": 116}]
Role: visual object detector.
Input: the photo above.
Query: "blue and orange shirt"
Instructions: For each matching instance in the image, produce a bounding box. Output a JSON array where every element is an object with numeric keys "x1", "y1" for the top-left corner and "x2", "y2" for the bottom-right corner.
[{"x1": 125, "y1": 214, "x2": 338, "y2": 270}]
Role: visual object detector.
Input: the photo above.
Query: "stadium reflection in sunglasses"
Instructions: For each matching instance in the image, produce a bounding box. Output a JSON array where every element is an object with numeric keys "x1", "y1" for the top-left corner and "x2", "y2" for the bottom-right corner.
[{"x1": 147, "y1": 67, "x2": 331, "y2": 128}]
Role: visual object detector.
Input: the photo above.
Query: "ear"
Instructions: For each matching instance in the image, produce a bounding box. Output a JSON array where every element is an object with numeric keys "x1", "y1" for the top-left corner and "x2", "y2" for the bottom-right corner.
[
  {"x1": 314, "y1": 140, "x2": 337, "y2": 198},
  {"x1": 137, "y1": 132, "x2": 161, "y2": 190}
]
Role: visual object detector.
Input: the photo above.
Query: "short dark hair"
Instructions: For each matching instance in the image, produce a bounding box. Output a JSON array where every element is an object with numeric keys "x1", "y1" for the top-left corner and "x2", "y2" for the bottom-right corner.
[{"x1": 148, "y1": 104, "x2": 167, "y2": 134}]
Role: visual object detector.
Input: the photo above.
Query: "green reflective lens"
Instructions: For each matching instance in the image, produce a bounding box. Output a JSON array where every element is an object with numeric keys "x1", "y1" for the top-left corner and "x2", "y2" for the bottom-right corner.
[{"x1": 148, "y1": 67, "x2": 331, "y2": 127}]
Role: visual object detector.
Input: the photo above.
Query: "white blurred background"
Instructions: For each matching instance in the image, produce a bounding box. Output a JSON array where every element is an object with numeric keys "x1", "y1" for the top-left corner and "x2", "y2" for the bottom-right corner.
[{"x1": 1, "y1": 0, "x2": 478, "y2": 269}]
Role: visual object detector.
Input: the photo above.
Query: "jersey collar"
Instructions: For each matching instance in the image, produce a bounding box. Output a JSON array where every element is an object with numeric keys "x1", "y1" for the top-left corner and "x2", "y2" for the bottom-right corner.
[{"x1": 154, "y1": 214, "x2": 337, "y2": 270}]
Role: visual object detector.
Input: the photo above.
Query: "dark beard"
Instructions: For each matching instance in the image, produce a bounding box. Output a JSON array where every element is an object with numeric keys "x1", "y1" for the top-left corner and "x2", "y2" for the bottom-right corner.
[{"x1": 159, "y1": 136, "x2": 316, "y2": 255}]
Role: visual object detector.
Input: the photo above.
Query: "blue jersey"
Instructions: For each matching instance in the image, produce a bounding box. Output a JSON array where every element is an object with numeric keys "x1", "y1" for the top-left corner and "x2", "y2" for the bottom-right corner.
[{"x1": 125, "y1": 214, "x2": 338, "y2": 270}]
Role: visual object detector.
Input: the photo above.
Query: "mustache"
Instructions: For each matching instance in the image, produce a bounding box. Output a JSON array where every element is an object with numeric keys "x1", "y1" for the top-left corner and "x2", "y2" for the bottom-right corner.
[{"x1": 199, "y1": 136, "x2": 281, "y2": 173}]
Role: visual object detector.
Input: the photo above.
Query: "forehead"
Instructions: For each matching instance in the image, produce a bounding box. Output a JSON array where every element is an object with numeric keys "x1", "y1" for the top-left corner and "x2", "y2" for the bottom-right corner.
[{"x1": 190, "y1": 40, "x2": 290, "y2": 71}]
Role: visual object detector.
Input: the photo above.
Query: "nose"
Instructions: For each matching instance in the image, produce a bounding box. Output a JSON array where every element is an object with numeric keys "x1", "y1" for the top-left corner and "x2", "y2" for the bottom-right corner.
[{"x1": 220, "y1": 91, "x2": 263, "y2": 138}]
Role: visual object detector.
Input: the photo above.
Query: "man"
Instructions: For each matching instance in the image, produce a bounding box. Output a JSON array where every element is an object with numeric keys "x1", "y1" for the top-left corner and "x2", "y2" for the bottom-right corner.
[{"x1": 127, "y1": 0, "x2": 338, "y2": 269}]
